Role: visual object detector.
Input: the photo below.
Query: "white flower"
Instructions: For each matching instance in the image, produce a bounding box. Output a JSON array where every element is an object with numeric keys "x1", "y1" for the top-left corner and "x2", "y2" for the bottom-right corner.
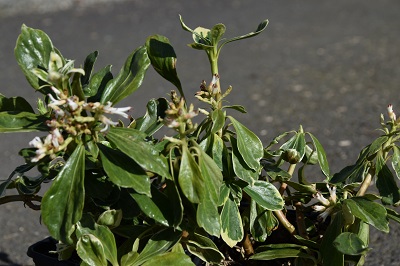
[
  {"x1": 326, "y1": 184, "x2": 337, "y2": 204},
  {"x1": 48, "y1": 93, "x2": 65, "y2": 107},
  {"x1": 29, "y1": 134, "x2": 52, "y2": 162},
  {"x1": 103, "y1": 101, "x2": 131, "y2": 119},
  {"x1": 312, "y1": 205, "x2": 326, "y2": 212},
  {"x1": 51, "y1": 128, "x2": 64, "y2": 148},
  {"x1": 99, "y1": 115, "x2": 119, "y2": 132},
  {"x1": 314, "y1": 191, "x2": 331, "y2": 206},
  {"x1": 388, "y1": 104, "x2": 396, "y2": 121},
  {"x1": 317, "y1": 206, "x2": 334, "y2": 222},
  {"x1": 67, "y1": 97, "x2": 79, "y2": 111}
]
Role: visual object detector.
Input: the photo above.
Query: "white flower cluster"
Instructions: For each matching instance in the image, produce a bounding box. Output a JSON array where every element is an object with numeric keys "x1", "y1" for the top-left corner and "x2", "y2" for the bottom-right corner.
[
  {"x1": 312, "y1": 184, "x2": 337, "y2": 222},
  {"x1": 28, "y1": 87, "x2": 131, "y2": 162}
]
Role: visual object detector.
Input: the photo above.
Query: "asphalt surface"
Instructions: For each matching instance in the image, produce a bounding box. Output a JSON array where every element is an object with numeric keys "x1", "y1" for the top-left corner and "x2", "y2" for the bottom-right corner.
[{"x1": 0, "y1": 0, "x2": 400, "y2": 265}]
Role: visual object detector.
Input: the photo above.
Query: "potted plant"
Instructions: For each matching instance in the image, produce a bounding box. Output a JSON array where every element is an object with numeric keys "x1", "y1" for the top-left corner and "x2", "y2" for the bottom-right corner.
[{"x1": 1, "y1": 16, "x2": 399, "y2": 266}]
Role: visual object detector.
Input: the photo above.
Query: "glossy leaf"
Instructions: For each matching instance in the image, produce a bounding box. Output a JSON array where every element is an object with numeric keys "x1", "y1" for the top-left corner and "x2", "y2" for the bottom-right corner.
[
  {"x1": 220, "y1": 19, "x2": 269, "y2": 47},
  {"x1": 249, "y1": 200, "x2": 269, "y2": 242},
  {"x1": 86, "y1": 65, "x2": 113, "y2": 101},
  {"x1": 229, "y1": 116, "x2": 263, "y2": 171},
  {"x1": 223, "y1": 105, "x2": 247, "y2": 113},
  {"x1": 106, "y1": 127, "x2": 171, "y2": 179},
  {"x1": 97, "y1": 209, "x2": 122, "y2": 228},
  {"x1": 0, "y1": 112, "x2": 48, "y2": 132},
  {"x1": 333, "y1": 232, "x2": 368, "y2": 255},
  {"x1": 376, "y1": 164, "x2": 400, "y2": 205},
  {"x1": 220, "y1": 194, "x2": 243, "y2": 247},
  {"x1": 392, "y1": 145, "x2": 400, "y2": 179},
  {"x1": 211, "y1": 109, "x2": 225, "y2": 134},
  {"x1": 231, "y1": 136, "x2": 257, "y2": 185},
  {"x1": 186, "y1": 232, "x2": 224, "y2": 264},
  {"x1": 100, "y1": 46, "x2": 150, "y2": 104},
  {"x1": 81, "y1": 51, "x2": 98, "y2": 86},
  {"x1": 131, "y1": 228, "x2": 182, "y2": 266},
  {"x1": 76, "y1": 216, "x2": 119, "y2": 266},
  {"x1": 41, "y1": 144, "x2": 85, "y2": 244},
  {"x1": 243, "y1": 180, "x2": 284, "y2": 211},
  {"x1": 320, "y1": 211, "x2": 344, "y2": 266},
  {"x1": 15, "y1": 24, "x2": 54, "y2": 89},
  {"x1": 280, "y1": 131, "x2": 306, "y2": 163},
  {"x1": 0, "y1": 94, "x2": 34, "y2": 113},
  {"x1": 386, "y1": 207, "x2": 400, "y2": 224},
  {"x1": 98, "y1": 144, "x2": 151, "y2": 196},
  {"x1": 130, "y1": 187, "x2": 172, "y2": 226},
  {"x1": 250, "y1": 244, "x2": 315, "y2": 263},
  {"x1": 344, "y1": 197, "x2": 389, "y2": 232},
  {"x1": 163, "y1": 179, "x2": 184, "y2": 228},
  {"x1": 135, "y1": 98, "x2": 168, "y2": 135},
  {"x1": 76, "y1": 234, "x2": 107, "y2": 266},
  {"x1": 178, "y1": 146, "x2": 205, "y2": 203},
  {"x1": 308, "y1": 133, "x2": 330, "y2": 177},
  {"x1": 142, "y1": 252, "x2": 194, "y2": 266},
  {"x1": 145, "y1": 35, "x2": 183, "y2": 95},
  {"x1": 196, "y1": 146, "x2": 222, "y2": 236}
]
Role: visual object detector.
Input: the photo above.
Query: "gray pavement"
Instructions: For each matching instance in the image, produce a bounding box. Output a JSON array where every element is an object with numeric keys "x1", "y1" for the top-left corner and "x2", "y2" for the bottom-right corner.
[{"x1": 0, "y1": 0, "x2": 400, "y2": 265}]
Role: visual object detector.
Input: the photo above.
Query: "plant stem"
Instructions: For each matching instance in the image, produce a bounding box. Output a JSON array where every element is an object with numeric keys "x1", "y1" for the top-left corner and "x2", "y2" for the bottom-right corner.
[
  {"x1": 274, "y1": 209, "x2": 297, "y2": 235},
  {"x1": 0, "y1": 194, "x2": 42, "y2": 210},
  {"x1": 279, "y1": 163, "x2": 296, "y2": 195},
  {"x1": 243, "y1": 232, "x2": 254, "y2": 256},
  {"x1": 356, "y1": 170, "x2": 374, "y2": 196},
  {"x1": 294, "y1": 202, "x2": 308, "y2": 239}
]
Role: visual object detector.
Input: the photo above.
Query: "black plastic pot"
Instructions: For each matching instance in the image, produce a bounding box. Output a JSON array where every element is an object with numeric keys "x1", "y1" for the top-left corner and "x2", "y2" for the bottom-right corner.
[{"x1": 27, "y1": 237, "x2": 80, "y2": 266}]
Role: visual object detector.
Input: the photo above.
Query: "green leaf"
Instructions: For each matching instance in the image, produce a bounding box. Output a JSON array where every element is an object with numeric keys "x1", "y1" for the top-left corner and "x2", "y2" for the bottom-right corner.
[
  {"x1": 129, "y1": 186, "x2": 173, "y2": 227},
  {"x1": 220, "y1": 19, "x2": 269, "y2": 47},
  {"x1": 145, "y1": 35, "x2": 183, "y2": 95},
  {"x1": 98, "y1": 144, "x2": 151, "y2": 196},
  {"x1": 106, "y1": 127, "x2": 171, "y2": 179},
  {"x1": 97, "y1": 209, "x2": 122, "y2": 228},
  {"x1": 386, "y1": 207, "x2": 400, "y2": 224},
  {"x1": 220, "y1": 194, "x2": 243, "y2": 247},
  {"x1": 41, "y1": 144, "x2": 85, "y2": 244},
  {"x1": 210, "y1": 24, "x2": 226, "y2": 45},
  {"x1": 196, "y1": 145, "x2": 222, "y2": 236},
  {"x1": 142, "y1": 252, "x2": 194, "y2": 266},
  {"x1": 131, "y1": 228, "x2": 182, "y2": 266},
  {"x1": 186, "y1": 232, "x2": 224, "y2": 264},
  {"x1": 211, "y1": 109, "x2": 225, "y2": 134},
  {"x1": 76, "y1": 215, "x2": 119, "y2": 266},
  {"x1": 308, "y1": 133, "x2": 330, "y2": 177},
  {"x1": 229, "y1": 116, "x2": 263, "y2": 171},
  {"x1": 178, "y1": 146, "x2": 205, "y2": 203},
  {"x1": 320, "y1": 211, "x2": 344, "y2": 266},
  {"x1": 263, "y1": 164, "x2": 291, "y2": 182},
  {"x1": 222, "y1": 105, "x2": 247, "y2": 113},
  {"x1": 250, "y1": 244, "x2": 316, "y2": 263},
  {"x1": 249, "y1": 200, "x2": 269, "y2": 242},
  {"x1": 163, "y1": 179, "x2": 184, "y2": 228},
  {"x1": 0, "y1": 94, "x2": 34, "y2": 113},
  {"x1": 231, "y1": 136, "x2": 258, "y2": 185},
  {"x1": 77, "y1": 234, "x2": 107, "y2": 266},
  {"x1": 333, "y1": 232, "x2": 368, "y2": 255},
  {"x1": 376, "y1": 164, "x2": 400, "y2": 205},
  {"x1": 81, "y1": 51, "x2": 98, "y2": 86},
  {"x1": 0, "y1": 112, "x2": 48, "y2": 132},
  {"x1": 391, "y1": 145, "x2": 400, "y2": 179},
  {"x1": 70, "y1": 71, "x2": 85, "y2": 101},
  {"x1": 280, "y1": 131, "x2": 306, "y2": 163},
  {"x1": 135, "y1": 98, "x2": 168, "y2": 135},
  {"x1": 15, "y1": 24, "x2": 55, "y2": 89},
  {"x1": 366, "y1": 135, "x2": 389, "y2": 157},
  {"x1": 86, "y1": 65, "x2": 113, "y2": 101},
  {"x1": 243, "y1": 180, "x2": 284, "y2": 211},
  {"x1": 344, "y1": 197, "x2": 389, "y2": 232},
  {"x1": 330, "y1": 162, "x2": 367, "y2": 184},
  {"x1": 100, "y1": 46, "x2": 150, "y2": 104}
]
